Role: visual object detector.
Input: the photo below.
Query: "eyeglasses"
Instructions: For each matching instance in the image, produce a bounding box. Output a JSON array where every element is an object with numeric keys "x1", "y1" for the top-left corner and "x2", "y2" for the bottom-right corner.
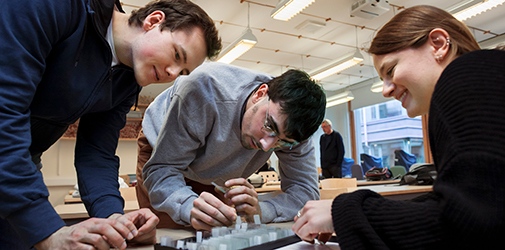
[{"x1": 261, "y1": 98, "x2": 299, "y2": 150}]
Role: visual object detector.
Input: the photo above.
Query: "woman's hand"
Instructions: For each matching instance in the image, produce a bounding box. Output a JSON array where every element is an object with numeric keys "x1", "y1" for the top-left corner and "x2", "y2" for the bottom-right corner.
[{"x1": 292, "y1": 199, "x2": 335, "y2": 243}]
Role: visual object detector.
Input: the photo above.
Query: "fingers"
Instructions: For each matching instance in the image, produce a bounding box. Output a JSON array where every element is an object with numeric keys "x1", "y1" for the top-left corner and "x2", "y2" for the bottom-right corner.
[
  {"x1": 127, "y1": 226, "x2": 157, "y2": 245},
  {"x1": 63, "y1": 219, "x2": 127, "y2": 250},
  {"x1": 107, "y1": 213, "x2": 138, "y2": 241},
  {"x1": 228, "y1": 190, "x2": 259, "y2": 212},
  {"x1": 191, "y1": 192, "x2": 237, "y2": 230},
  {"x1": 225, "y1": 177, "x2": 254, "y2": 190},
  {"x1": 190, "y1": 213, "x2": 213, "y2": 231},
  {"x1": 100, "y1": 235, "x2": 125, "y2": 250},
  {"x1": 291, "y1": 214, "x2": 318, "y2": 243},
  {"x1": 36, "y1": 215, "x2": 152, "y2": 250},
  {"x1": 122, "y1": 209, "x2": 159, "y2": 232},
  {"x1": 224, "y1": 178, "x2": 260, "y2": 215},
  {"x1": 86, "y1": 218, "x2": 130, "y2": 249},
  {"x1": 291, "y1": 200, "x2": 335, "y2": 244},
  {"x1": 122, "y1": 209, "x2": 159, "y2": 245},
  {"x1": 291, "y1": 208, "x2": 307, "y2": 236},
  {"x1": 190, "y1": 205, "x2": 233, "y2": 231}
]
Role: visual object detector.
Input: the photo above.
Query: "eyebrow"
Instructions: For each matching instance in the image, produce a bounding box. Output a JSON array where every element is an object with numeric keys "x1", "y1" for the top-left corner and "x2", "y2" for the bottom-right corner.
[{"x1": 267, "y1": 114, "x2": 296, "y2": 143}]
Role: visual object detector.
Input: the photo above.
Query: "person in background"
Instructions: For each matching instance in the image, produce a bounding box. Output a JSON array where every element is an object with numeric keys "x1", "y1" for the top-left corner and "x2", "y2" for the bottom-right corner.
[
  {"x1": 319, "y1": 119, "x2": 345, "y2": 178},
  {"x1": 292, "y1": 5, "x2": 504, "y2": 249},
  {"x1": 0, "y1": 0, "x2": 221, "y2": 249},
  {"x1": 135, "y1": 62, "x2": 326, "y2": 231}
]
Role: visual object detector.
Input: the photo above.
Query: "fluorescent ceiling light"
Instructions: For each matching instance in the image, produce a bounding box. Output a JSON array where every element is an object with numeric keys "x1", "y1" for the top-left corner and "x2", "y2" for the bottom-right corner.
[
  {"x1": 271, "y1": 0, "x2": 316, "y2": 21},
  {"x1": 370, "y1": 81, "x2": 383, "y2": 93},
  {"x1": 217, "y1": 28, "x2": 257, "y2": 64},
  {"x1": 479, "y1": 33, "x2": 505, "y2": 49},
  {"x1": 449, "y1": 0, "x2": 505, "y2": 21},
  {"x1": 309, "y1": 49, "x2": 364, "y2": 81},
  {"x1": 326, "y1": 90, "x2": 354, "y2": 108}
]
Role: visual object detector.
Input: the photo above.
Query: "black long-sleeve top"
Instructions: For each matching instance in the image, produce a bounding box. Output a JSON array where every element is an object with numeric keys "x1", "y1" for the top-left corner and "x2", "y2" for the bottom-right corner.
[{"x1": 331, "y1": 50, "x2": 505, "y2": 249}]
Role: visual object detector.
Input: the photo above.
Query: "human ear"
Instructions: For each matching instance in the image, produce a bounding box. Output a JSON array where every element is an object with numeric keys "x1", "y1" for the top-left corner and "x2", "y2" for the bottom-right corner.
[
  {"x1": 428, "y1": 28, "x2": 451, "y2": 62},
  {"x1": 252, "y1": 84, "x2": 269, "y2": 104},
  {"x1": 142, "y1": 10, "x2": 165, "y2": 31}
]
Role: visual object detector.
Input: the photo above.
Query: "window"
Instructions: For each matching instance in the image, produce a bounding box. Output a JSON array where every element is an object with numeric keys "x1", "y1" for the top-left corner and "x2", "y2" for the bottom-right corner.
[{"x1": 354, "y1": 99, "x2": 424, "y2": 168}]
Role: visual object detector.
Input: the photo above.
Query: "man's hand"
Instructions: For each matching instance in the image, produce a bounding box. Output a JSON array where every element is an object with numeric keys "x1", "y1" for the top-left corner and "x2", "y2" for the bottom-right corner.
[
  {"x1": 190, "y1": 191, "x2": 237, "y2": 231},
  {"x1": 34, "y1": 217, "x2": 135, "y2": 250},
  {"x1": 224, "y1": 178, "x2": 261, "y2": 222},
  {"x1": 110, "y1": 208, "x2": 159, "y2": 245}
]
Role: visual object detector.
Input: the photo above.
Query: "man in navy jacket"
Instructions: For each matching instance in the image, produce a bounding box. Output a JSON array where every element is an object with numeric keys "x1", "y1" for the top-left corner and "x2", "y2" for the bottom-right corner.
[{"x1": 0, "y1": 0, "x2": 221, "y2": 249}]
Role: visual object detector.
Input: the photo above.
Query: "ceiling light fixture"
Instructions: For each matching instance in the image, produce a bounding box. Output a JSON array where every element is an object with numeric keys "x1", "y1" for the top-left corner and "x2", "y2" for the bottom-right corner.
[
  {"x1": 271, "y1": 0, "x2": 316, "y2": 21},
  {"x1": 370, "y1": 80, "x2": 383, "y2": 93},
  {"x1": 309, "y1": 48, "x2": 364, "y2": 81},
  {"x1": 310, "y1": 26, "x2": 363, "y2": 81},
  {"x1": 449, "y1": 0, "x2": 505, "y2": 21},
  {"x1": 217, "y1": 28, "x2": 257, "y2": 64},
  {"x1": 326, "y1": 90, "x2": 355, "y2": 108},
  {"x1": 217, "y1": 3, "x2": 257, "y2": 64}
]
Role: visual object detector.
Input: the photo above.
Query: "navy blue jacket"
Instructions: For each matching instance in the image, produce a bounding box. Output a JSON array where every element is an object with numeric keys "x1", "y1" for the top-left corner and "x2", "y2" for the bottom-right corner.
[{"x1": 0, "y1": 0, "x2": 141, "y2": 246}]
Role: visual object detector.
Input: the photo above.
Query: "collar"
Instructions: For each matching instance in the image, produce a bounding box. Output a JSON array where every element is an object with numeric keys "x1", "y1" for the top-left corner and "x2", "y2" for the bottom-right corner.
[{"x1": 89, "y1": 0, "x2": 123, "y2": 39}]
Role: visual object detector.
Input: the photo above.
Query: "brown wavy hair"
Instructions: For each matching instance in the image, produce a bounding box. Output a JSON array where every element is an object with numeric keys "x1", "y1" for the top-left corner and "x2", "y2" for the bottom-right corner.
[{"x1": 368, "y1": 5, "x2": 479, "y2": 57}]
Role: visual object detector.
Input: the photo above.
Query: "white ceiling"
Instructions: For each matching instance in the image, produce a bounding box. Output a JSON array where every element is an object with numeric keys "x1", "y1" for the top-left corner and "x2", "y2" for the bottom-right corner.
[{"x1": 121, "y1": 0, "x2": 505, "y2": 97}]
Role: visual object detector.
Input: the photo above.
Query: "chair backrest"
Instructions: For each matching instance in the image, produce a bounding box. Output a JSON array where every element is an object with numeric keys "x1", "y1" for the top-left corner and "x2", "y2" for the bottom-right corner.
[
  {"x1": 351, "y1": 164, "x2": 365, "y2": 180},
  {"x1": 360, "y1": 153, "x2": 383, "y2": 172},
  {"x1": 320, "y1": 188, "x2": 349, "y2": 200},
  {"x1": 390, "y1": 165, "x2": 408, "y2": 179},
  {"x1": 258, "y1": 171, "x2": 279, "y2": 183},
  {"x1": 394, "y1": 149, "x2": 417, "y2": 172},
  {"x1": 320, "y1": 178, "x2": 357, "y2": 189}
]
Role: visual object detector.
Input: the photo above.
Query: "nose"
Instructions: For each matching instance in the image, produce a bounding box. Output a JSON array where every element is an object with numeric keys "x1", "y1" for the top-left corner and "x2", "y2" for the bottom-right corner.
[
  {"x1": 165, "y1": 66, "x2": 182, "y2": 82},
  {"x1": 382, "y1": 80, "x2": 395, "y2": 98},
  {"x1": 259, "y1": 137, "x2": 277, "y2": 152}
]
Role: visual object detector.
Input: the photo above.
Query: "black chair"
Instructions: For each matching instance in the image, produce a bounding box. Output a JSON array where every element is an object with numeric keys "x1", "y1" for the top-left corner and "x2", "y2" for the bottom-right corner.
[
  {"x1": 351, "y1": 164, "x2": 365, "y2": 180},
  {"x1": 360, "y1": 153, "x2": 383, "y2": 173},
  {"x1": 394, "y1": 149, "x2": 417, "y2": 172}
]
